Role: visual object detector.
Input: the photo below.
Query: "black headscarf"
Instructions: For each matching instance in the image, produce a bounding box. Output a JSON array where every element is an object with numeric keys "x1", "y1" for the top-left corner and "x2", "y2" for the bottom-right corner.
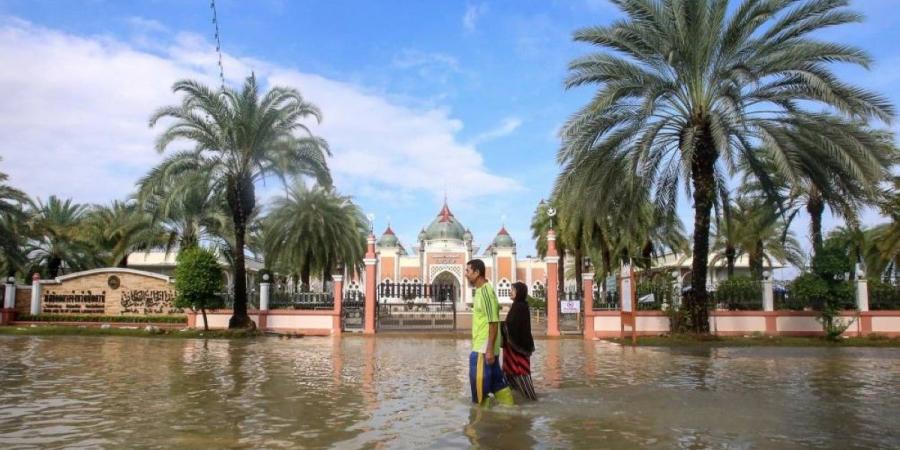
[{"x1": 503, "y1": 282, "x2": 535, "y2": 355}]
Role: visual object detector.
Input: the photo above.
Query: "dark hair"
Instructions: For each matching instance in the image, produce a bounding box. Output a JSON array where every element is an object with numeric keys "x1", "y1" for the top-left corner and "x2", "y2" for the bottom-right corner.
[
  {"x1": 466, "y1": 259, "x2": 486, "y2": 278},
  {"x1": 511, "y1": 281, "x2": 528, "y2": 302}
]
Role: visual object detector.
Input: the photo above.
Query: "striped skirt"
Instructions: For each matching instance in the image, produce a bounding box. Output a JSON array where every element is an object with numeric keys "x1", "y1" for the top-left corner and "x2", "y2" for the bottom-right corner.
[{"x1": 501, "y1": 344, "x2": 537, "y2": 400}]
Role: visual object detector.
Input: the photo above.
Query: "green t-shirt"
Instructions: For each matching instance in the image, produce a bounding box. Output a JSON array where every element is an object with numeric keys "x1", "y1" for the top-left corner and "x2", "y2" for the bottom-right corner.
[{"x1": 472, "y1": 282, "x2": 502, "y2": 354}]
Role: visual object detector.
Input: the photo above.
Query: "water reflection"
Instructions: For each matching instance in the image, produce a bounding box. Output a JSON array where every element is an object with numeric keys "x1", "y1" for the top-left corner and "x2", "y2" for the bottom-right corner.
[{"x1": 0, "y1": 336, "x2": 898, "y2": 449}]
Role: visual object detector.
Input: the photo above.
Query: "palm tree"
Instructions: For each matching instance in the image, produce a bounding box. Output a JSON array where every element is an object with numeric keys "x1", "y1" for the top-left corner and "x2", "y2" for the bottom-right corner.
[
  {"x1": 0, "y1": 161, "x2": 31, "y2": 277},
  {"x1": 82, "y1": 200, "x2": 162, "y2": 267},
  {"x1": 149, "y1": 75, "x2": 332, "y2": 328},
  {"x1": 136, "y1": 160, "x2": 230, "y2": 254},
  {"x1": 766, "y1": 123, "x2": 894, "y2": 256},
  {"x1": 263, "y1": 183, "x2": 367, "y2": 291},
  {"x1": 711, "y1": 197, "x2": 805, "y2": 279},
  {"x1": 28, "y1": 196, "x2": 95, "y2": 278},
  {"x1": 559, "y1": 0, "x2": 893, "y2": 332}
]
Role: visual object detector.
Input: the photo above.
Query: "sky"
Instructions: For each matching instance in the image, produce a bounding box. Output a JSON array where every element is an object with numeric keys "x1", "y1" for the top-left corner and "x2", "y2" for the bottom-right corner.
[{"x1": 0, "y1": 0, "x2": 898, "y2": 266}]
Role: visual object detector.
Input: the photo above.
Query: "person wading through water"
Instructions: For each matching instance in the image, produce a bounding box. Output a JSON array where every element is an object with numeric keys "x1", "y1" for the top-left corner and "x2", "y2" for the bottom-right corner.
[
  {"x1": 501, "y1": 281, "x2": 537, "y2": 400},
  {"x1": 465, "y1": 259, "x2": 514, "y2": 406}
]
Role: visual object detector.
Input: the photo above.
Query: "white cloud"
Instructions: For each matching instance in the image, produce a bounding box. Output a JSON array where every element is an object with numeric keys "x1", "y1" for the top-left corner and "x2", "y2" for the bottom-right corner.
[
  {"x1": 470, "y1": 117, "x2": 522, "y2": 145},
  {"x1": 463, "y1": 3, "x2": 488, "y2": 33},
  {"x1": 0, "y1": 17, "x2": 518, "y2": 206}
]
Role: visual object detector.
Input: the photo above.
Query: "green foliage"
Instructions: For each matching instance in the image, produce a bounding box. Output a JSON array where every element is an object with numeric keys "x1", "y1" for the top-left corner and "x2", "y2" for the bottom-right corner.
[
  {"x1": 18, "y1": 314, "x2": 186, "y2": 324},
  {"x1": 787, "y1": 274, "x2": 829, "y2": 311},
  {"x1": 174, "y1": 247, "x2": 225, "y2": 315},
  {"x1": 869, "y1": 279, "x2": 900, "y2": 310},
  {"x1": 526, "y1": 295, "x2": 546, "y2": 311},
  {"x1": 714, "y1": 277, "x2": 763, "y2": 310},
  {"x1": 812, "y1": 241, "x2": 853, "y2": 281}
]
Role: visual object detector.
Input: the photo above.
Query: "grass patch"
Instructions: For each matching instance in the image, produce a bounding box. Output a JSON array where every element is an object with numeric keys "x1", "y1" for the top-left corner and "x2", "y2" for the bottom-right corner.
[
  {"x1": 16, "y1": 314, "x2": 187, "y2": 324},
  {"x1": 0, "y1": 325, "x2": 263, "y2": 339},
  {"x1": 607, "y1": 334, "x2": 900, "y2": 347}
]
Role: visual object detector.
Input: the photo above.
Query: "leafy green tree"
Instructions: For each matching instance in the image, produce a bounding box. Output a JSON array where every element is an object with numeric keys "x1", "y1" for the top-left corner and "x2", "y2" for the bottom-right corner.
[
  {"x1": 263, "y1": 183, "x2": 367, "y2": 291},
  {"x1": 174, "y1": 247, "x2": 225, "y2": 331},
  {"x1": 149, "y1": 75, "x2": 331, "y2": 328},
  {"x1": 558, "y1": 0, "x2": 893, "y2": 332}
]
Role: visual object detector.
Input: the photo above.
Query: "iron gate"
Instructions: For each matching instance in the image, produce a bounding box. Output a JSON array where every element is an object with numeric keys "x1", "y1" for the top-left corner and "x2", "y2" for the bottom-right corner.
[
  {"x1": 558, "y1": 289, "x2": 583, "y2": 334},
  {"x1": 377, "y1": 282, "x2": 456, "y2": 331},
  {"x1": 342, "y1": 290, "x2": 365, "y2": 331}
]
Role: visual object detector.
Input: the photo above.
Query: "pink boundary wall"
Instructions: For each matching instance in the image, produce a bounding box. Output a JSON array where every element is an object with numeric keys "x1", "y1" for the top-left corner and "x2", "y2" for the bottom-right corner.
[
  {"x1": 187, "y1": 309, "x2": 338, "y2": 336},
  {"x1": 583, "y1": 310, "x2": 900, "y2": 338}
]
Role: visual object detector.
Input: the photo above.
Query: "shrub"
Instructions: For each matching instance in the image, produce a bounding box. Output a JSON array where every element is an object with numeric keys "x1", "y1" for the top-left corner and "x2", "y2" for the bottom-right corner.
[
  {"x1": 869, "y1": 280, "x2": 900, "y2": 310},
  {"x1": 714, "y1": 277, "x2": 762, "y2": 310},
  {"x1": 787, "y1": 274, "x2": 829, "y2": 310},
  {"x1": 527, "y1": 295, "x2": 546, "y2": 310},
  {"x1": 174, "y1": 247, "x2": 225, "y2": 331}
]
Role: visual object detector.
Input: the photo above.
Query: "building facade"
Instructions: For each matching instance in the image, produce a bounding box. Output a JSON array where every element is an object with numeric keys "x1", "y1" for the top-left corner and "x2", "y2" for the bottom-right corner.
[{"x1": 373, "y1": 201, "x2": 547, "y2": 309}]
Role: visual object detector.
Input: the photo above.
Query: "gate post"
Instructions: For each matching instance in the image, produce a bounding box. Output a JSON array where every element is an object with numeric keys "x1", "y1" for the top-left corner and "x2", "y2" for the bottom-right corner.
[
  {"x1": 1, "y1": 276, "x2": 16, "y2": 325},
  {"x1": 31, "y1": 273, "x2": 43, "y2": 316},
  {"x1": 258, "y1": 273, "x2": 270, "y2": 330},
  {"x1": 364, "y1": 233, "x2": 377, "y2": 334},
  {"x1": 332, "y1": 271, "x2": 344, "y2": 335},
  {"x1": 546, "y1": 229, "x2": 560, "y2": 337},
  {"x1": 582, "y1": 272, "x2": 594, "y2": 339}
]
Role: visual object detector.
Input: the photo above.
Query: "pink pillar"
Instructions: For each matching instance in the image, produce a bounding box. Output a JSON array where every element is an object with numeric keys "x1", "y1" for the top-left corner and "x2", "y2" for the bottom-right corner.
[
  {"x1": 546, "y1": 229, "x2": 560, "y2": 337},
  {"x1": 582, "y1": 272, "x2": 594, "y2": 339},
  {"x1": 332, "y1": 274, "x2": 344, "y2": 335},
  {"x1": 364, "y1": 234, "x2": 377, "y2": 334}
]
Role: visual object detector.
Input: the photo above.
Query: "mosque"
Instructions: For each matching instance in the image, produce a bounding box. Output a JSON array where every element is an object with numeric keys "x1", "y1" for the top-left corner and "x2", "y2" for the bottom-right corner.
[{"x1": 371, "y1": 201, "x2": 548, "y2": 308}]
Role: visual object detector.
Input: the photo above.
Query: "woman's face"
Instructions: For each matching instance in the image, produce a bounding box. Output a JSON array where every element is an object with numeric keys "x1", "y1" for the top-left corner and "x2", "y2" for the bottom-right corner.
[{"x1": 510, "y1": 285, "x2": 518, "y2": 300}]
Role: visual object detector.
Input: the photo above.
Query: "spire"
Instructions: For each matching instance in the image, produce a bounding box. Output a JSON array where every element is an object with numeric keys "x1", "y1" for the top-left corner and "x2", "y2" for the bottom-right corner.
[
  {"x1": 438, "y1": 198, "x2": 454, "y2": 223},
  {"x1": 383, "y1": 224, "x2": 395, "y2": 235},
  {"x1": 497, "y1": 225, "x2": 509, "y2": 236}
]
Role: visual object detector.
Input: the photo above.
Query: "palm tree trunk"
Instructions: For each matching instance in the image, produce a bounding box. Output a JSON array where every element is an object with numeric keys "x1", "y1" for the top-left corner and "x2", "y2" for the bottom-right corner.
[
  {"x1": 300, "y1": 265, "x2": 311, "y2": 292},
  {"x1": 574, "y1": 248, "x2": 584, "y2": 296},
  {"x1": 48, "y1": 257, "x2": 62, "y2": 279},
  {"x1": 227, "y1": 176, "x2": 254, "y2": 329},
  {"x1": 749, "y1": 245, "x2": 764, "y2": 280},
  {"x1": 725, "y1": 244, "x2": 736, "y2": 278},
  {"x1": 117, "y1": 254, "x2": 128, "y2": 268},
  {"x1": 807, "y1": 190, "x2": 825, "y2": 257},
  {"x1": 687, "y1": 130, "x2": 716, "y2": 334}
]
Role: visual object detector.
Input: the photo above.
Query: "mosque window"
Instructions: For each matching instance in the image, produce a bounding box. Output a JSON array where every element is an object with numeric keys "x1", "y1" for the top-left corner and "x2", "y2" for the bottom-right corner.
[{"x1": 497, "y1": 278, "x2": 511, "y2": 298}]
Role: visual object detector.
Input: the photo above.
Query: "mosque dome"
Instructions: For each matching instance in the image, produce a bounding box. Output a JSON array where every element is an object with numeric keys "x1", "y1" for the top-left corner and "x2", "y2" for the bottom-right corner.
[
  {"x1": 423, "y1": 201, "x2": 466, "y2": 241},
  {"x1": 376, "y1": 225, "x2": 400, "y2": 247},
  {"x1": 491, "y1": 226, "x2": 515, "y2": 249}
]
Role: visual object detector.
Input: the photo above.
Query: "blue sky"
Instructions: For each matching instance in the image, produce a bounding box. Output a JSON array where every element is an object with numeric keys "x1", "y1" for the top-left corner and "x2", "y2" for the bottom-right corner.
[{"x1": 1, "y1": 0, "x2": 898, "y2": 264}]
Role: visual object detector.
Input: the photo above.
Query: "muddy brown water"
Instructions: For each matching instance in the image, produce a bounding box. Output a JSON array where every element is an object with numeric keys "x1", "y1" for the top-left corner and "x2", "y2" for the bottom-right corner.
[{"x1": 0, "y1": 335, "x2": 898, "y2": 449}]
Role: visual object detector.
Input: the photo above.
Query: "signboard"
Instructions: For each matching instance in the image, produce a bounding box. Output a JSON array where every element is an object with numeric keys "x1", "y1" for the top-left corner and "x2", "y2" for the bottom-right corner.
[
  {"x1": 605, "y1": 275, "x2": 617, "y2": 294},
  {"x1": 561, "y1": 300, "x2": 580, "y2": 314},
  {"x1": 40, "y1": 269, "x2": 179, "y2": 315},
  {"x1": 620, "y1": 277, "x2": 633, "y2": 312}
]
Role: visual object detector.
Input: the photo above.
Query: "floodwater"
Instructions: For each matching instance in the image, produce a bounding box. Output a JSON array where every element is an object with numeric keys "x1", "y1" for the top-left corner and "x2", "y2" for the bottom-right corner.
[{"x1": 0, "y1": 335, "x2": 898, "y2": 449}]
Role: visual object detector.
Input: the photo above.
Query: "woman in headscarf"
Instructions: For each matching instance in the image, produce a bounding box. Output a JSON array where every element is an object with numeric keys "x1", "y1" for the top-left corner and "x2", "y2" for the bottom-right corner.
[{"x1": 501, "y1": 281, "x2": 537, "y2": 400}]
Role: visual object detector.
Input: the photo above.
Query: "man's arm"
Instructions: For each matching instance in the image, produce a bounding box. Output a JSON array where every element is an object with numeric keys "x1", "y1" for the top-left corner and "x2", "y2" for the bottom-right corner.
[{"x1": 486, "y1": 322, "x2": 498, "y2": 364}]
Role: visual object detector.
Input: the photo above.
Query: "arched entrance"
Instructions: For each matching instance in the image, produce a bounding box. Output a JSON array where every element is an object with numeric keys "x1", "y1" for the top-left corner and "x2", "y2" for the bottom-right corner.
[{"x1": 432, "y1": 271, "x2": 460, "y2": 303}]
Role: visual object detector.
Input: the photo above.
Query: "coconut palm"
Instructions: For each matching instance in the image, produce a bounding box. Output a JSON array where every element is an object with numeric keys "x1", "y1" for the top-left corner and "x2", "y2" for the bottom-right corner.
[
  {"x1": 559, "y1": 0, "x2": 893, "y2": 332},
  {"x1": 28, "y1": 196, "x2": 95, "y2": 278},
  {"x1": 263, "y1": 182, "x2": 367, "y2": 291},
  {"x1": 149, "y1": 75, "x2": 332, "y2": 328}
]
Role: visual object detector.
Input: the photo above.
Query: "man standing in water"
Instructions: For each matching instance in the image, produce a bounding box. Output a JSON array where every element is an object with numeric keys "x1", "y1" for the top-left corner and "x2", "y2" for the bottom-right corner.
[{"x1": 465, "y1": 259, "x2": 514, "y2": 406}]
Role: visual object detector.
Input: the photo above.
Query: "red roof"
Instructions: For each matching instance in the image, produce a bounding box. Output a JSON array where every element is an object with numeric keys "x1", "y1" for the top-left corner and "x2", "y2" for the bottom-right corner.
[
  {"x1": 437, "y1": 200, "x2": 455, "y2": 223},
  {"x1": 383, "y1": 225, "x2": 395, "y2": 235}
]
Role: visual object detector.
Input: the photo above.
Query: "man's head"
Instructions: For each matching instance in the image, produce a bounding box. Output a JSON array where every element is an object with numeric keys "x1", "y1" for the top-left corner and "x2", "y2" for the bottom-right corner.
[{"x1": 465, "y1": 259, "x2": 486, "y2": 284}]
